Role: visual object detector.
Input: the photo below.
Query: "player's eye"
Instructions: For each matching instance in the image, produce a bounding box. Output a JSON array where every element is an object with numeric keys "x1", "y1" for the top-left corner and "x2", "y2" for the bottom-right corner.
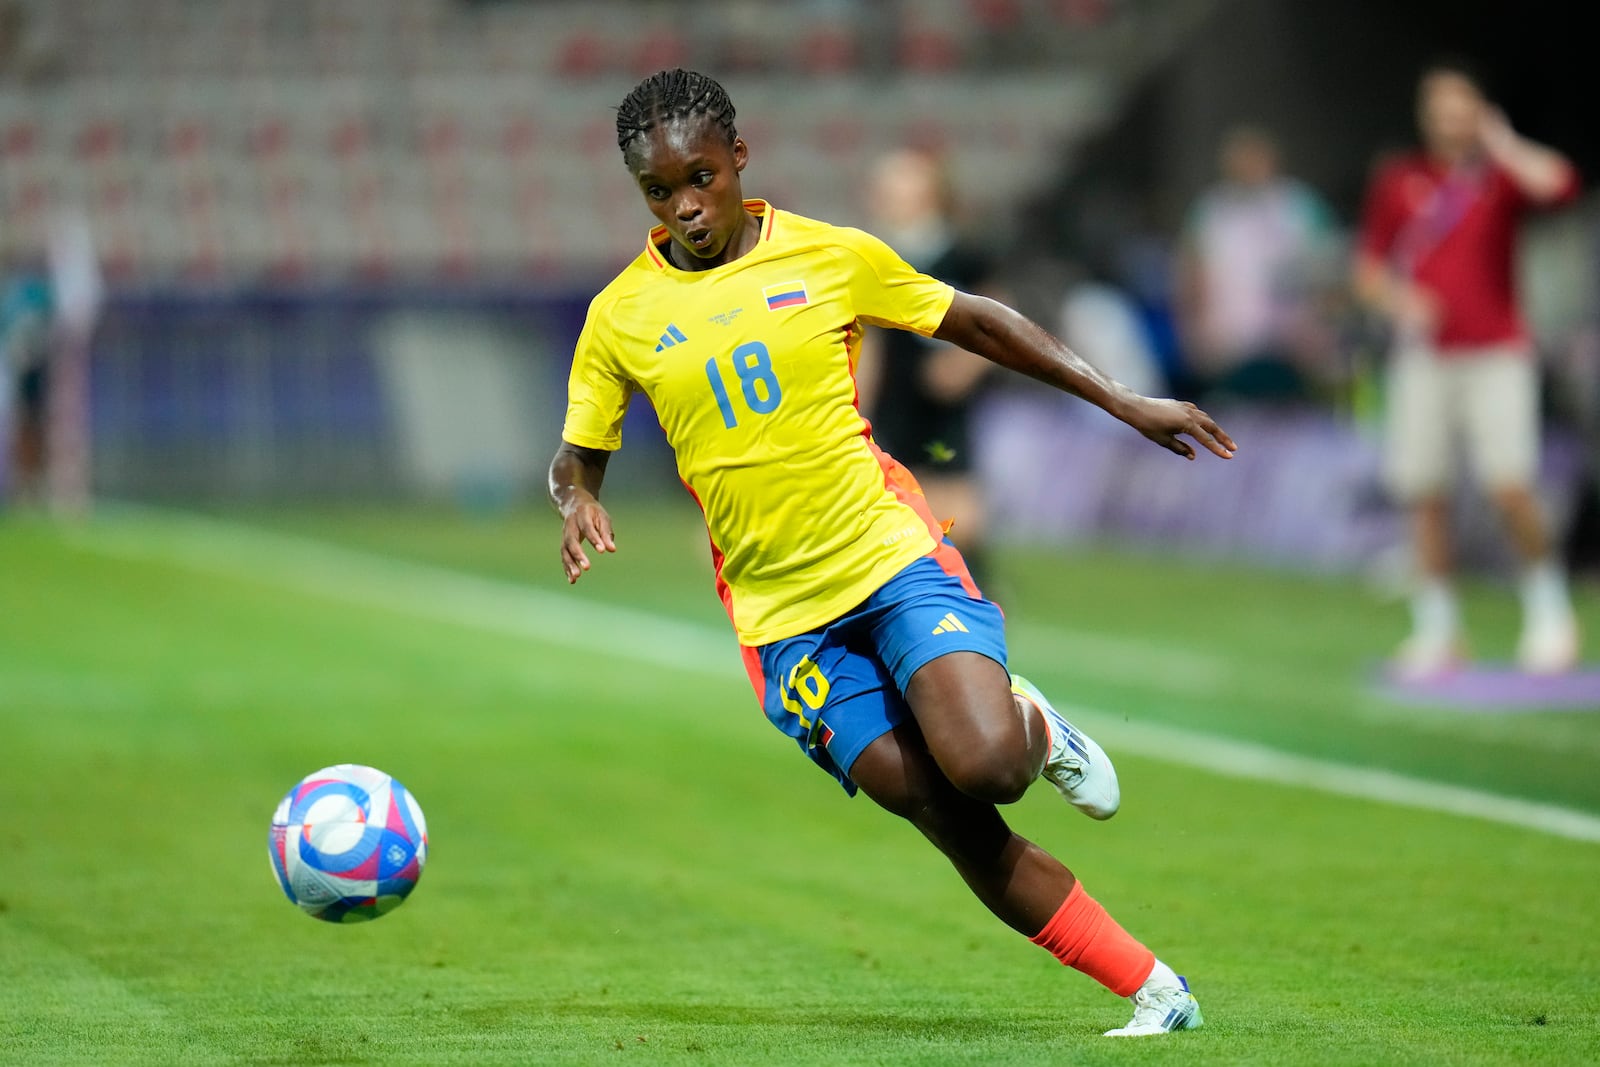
[
  {"x1": 691, "y1": 171, "x2": 714, "y2": 187},
  {"x1": 645, "y1": 185, "x2": 669, "y2": 201}
]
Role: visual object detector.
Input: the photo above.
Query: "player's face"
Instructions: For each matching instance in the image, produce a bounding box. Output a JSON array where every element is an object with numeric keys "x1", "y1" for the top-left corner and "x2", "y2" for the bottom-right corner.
[
  {"x1": 629, "y1": 118, "x2": 750, "y2": 268},
  {"x1": 1418, "y1": 72, "x2": 1484, "y2": 157}
]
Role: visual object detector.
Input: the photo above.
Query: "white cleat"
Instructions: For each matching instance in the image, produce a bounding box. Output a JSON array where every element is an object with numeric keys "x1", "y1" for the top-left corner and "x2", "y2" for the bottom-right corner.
[
  {"x1": 1104, "y1": 971, "x2": 1203, "y2": 1037},
  {"x1": 1516, "y1": 613, "x2": 1579, "y2": 676},
  {"x1": 1010, "y1": 674, "x2": 1119, "y2": 820}
]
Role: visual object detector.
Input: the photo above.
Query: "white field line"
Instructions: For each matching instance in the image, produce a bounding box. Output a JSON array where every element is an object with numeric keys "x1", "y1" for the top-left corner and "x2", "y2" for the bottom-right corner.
[
  {"x1": 70, "y1": 508, "x2": 741, "y2": 675},
  {"x1": 64, "y1": 508, "x2": 1600, "y2": 845},
  {"x1": 1062, "y1": 714, "x2": 1600, "y2": 844},
  {"x1": 1008, "y1": 623, "x2": 1234, "y2": 695}
]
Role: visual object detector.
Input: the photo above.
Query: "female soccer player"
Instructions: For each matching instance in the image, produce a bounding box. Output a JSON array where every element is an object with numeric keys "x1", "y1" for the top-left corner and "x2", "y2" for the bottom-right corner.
[{"x1": 549, "y1": 70, "x2": 1234, "y2": 1038}]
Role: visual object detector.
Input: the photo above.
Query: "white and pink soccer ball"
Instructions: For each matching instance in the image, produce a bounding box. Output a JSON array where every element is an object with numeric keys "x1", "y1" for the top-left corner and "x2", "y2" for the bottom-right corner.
[{"x1": 268, "y1": 763, "x2": 428, "y2": 923}]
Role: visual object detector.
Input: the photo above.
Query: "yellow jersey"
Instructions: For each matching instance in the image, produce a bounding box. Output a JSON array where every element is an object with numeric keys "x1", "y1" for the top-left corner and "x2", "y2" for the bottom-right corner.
[{"x1": 562, "y1": 200, "x2": 957, "y2": 646}]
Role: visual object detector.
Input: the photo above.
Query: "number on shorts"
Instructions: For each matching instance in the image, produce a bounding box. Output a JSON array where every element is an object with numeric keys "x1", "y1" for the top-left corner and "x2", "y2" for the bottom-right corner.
[{"x1": 780, "y1": 655, "x2": 830, "y2": 729}]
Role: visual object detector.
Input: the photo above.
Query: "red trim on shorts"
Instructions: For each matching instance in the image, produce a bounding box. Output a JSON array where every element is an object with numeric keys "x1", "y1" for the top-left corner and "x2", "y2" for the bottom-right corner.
[{"x1": 864, "y1": 439, "x2": 983, "y2": 600}]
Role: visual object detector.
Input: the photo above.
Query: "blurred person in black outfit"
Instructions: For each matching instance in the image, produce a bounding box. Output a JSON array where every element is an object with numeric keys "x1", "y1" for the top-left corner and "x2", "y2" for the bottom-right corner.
[{"x1": 857, "y1": 148, "x2": 996, "y2": 588}]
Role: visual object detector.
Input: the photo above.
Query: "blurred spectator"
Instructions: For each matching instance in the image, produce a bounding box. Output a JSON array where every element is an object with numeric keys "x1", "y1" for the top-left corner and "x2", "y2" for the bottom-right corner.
[
  {"x1": 1353, "y1": 58, "x2": 1582, "y2": 677},
  {"x1": 0, "y1": 266, "x2": 52, "y2": 504},
  {"x1": 1176, "y1": 126, "x2": 1340, "y2": 404},
  {"x1": 856, "y1": 147, "x2": 996, "y2": 588},
  {"x1": 42, "y1": 209, "x2": 104, "y2": 515}
]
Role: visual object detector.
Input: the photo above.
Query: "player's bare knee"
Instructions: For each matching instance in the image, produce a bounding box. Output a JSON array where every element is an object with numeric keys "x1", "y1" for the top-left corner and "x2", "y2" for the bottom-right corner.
[
  {"x1": 966, "y1": 765, "x2": 1032, "y2": 806},
  {"x1": 939, "y1": 739, "x2": 1032, "y2": 805}
]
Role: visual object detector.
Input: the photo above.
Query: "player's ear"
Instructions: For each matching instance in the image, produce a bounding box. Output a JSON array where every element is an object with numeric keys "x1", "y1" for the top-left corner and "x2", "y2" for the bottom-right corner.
[{"x1": 733, "y1": 137, "x2": 748, "y2": 173}]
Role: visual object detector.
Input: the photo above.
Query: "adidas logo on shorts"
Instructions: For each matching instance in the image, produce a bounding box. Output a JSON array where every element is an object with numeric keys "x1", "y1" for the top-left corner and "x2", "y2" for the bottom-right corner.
[{"x1": 931, "y1": 612, "x2": 969, "y2": 635}]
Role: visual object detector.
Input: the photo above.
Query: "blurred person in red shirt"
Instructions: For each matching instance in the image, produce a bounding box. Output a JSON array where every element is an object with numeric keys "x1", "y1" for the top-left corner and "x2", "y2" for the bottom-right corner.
[{"x1": 1354, "y1": 58, "x2": 1582, "y2": 678}]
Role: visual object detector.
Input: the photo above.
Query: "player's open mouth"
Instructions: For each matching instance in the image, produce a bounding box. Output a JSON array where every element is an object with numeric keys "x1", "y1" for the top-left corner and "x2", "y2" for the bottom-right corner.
[{"x1": 685, "y1": 228, "x2": 714, "y2": 250}]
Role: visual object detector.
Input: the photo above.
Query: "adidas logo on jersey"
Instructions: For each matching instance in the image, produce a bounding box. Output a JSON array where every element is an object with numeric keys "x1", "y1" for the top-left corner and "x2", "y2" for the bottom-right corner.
[
  {"x1": 655, "y1": 324, "x2": 688, "y2": 352},
  {"x1": 930, "y1": 612, "x2": 970, "y2": 635}
]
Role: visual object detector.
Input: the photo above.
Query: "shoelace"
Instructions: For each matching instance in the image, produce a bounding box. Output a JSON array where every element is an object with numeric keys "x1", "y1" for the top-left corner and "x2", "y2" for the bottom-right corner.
[
  {"x1": 1045, "y1": 731, "x2": 1087, "y2": 781},
  {"x1": 1047, "y1": 759, "x2": 1086, "y2": 787},
  {"x1": 1128, "y1": 985, "x2": 1187, "y2": 1025}
]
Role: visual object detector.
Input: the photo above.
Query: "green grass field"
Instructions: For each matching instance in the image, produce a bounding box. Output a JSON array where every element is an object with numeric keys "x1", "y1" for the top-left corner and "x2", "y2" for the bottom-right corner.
[{"x1": 3, "y1": 498, "x2": 1599, "y2": 1065}]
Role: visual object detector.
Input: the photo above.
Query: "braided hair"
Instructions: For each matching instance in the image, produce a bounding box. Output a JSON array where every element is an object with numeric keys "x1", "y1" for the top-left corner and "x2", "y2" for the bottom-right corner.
[{"x1": 615, "y1": 69, "x2": 738, "y2": 163}]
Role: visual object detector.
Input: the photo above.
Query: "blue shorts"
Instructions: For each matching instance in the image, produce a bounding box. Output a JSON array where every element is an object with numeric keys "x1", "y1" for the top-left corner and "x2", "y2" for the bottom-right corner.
[{"x1": 748, "y1": 551, "x2": 1008, "y2": 795}]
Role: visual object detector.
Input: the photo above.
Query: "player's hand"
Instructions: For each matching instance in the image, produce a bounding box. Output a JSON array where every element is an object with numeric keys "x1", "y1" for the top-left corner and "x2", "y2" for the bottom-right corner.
[
  {"x1": 1121, "y1": 396, "x2": 1236, "y2": 461},
  {"x1": 560, "y1": 498, "x2": 616, "y2": 583}
]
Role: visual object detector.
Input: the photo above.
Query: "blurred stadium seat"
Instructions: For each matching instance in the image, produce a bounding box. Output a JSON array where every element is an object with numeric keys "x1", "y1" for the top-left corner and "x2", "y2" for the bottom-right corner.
[
  {"x1": 2, "y1": 0, "x2": 1160, "y2": 280},
  {"x1": 0, "y1": 0, "x2": 1209, "y2": 503}
]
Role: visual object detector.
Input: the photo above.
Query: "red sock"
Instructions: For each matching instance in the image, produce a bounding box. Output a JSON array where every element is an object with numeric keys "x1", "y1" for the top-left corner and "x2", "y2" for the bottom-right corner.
[{"x1": 1028, "y1": 880, "x2": 1156, "y2": 997}]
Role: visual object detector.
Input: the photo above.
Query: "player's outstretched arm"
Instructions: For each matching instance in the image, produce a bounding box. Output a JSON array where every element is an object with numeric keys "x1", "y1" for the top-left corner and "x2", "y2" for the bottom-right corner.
[
  {"x1": 548, "y1": 442, "x2": 617, "y2": 583},
  {"x1": 933, "y1": 291, "x2": 1236, "y2": 461}
]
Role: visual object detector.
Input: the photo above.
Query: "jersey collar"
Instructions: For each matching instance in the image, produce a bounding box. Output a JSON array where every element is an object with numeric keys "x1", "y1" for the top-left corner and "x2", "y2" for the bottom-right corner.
[{"x1": 643, "y1": 199, "x2": 776, "y2": 273}]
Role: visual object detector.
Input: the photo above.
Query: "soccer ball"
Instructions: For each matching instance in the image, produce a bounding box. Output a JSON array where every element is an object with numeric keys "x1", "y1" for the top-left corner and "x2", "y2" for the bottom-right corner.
[{"x1": 268, "y1": 763, "x2": 428, "y2": 923}]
